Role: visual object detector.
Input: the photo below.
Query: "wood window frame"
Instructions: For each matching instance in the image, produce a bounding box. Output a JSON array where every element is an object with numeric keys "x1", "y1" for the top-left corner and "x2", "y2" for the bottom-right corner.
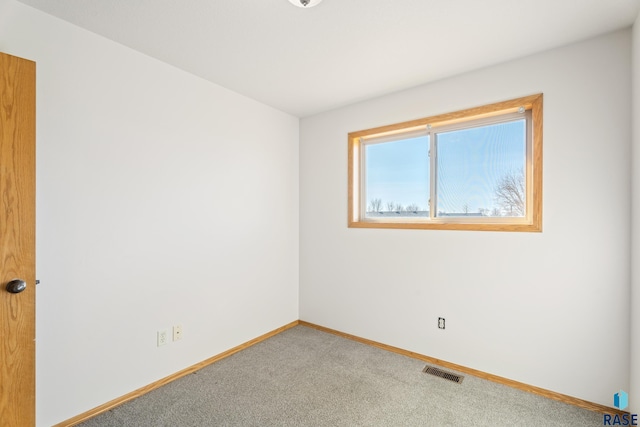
[{"x1": 348, "y1": 94, "x2": 543, "y2": 232}]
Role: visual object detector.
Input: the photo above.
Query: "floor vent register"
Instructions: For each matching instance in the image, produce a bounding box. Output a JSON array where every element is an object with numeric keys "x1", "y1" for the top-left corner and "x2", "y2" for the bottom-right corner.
[{"x1": 422, "y1": 365, "x2": 464, "y2": 384}]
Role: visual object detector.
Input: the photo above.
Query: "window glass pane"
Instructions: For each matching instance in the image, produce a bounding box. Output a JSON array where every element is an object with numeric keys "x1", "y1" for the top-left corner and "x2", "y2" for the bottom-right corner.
[
  {"x1": 435, "y1": 119, "x2": 526, "y2": 218},
  {"x1": 364, "y1": 135, "x2": 429, "y2": 218}
]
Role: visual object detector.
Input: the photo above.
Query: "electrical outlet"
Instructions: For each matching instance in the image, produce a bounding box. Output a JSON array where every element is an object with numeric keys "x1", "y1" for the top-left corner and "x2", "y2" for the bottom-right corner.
[
  {"x1": 173, "y1": 325, "x2": 182, "y2": 342},
  {"x1": 157, "y1": 329, "x2": 169, "y2": 347},
  {"x1": 438, "y1": 317, "x2": 445, "y2": 329}
]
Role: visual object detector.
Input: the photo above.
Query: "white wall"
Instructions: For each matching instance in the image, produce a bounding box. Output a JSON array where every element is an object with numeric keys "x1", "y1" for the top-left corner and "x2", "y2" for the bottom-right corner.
[
  {"x1": 300, "y1": 30, "x2": 632, "y2": 408},
  {"x1": 631, "y1": 12, "x2": 640, "y2": 415},
  {"x1": 0, "y1": 1, "x2": 299, "y2": 426}
]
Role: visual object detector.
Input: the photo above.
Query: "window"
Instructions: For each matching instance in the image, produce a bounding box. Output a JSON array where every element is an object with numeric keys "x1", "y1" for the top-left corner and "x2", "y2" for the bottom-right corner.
[{"x1": 348, "y1": 94, "x2": 542, "y2": 231}]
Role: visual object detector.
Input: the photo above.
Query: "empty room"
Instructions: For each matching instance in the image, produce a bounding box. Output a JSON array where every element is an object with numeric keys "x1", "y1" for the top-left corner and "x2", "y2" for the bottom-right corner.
[{"x1": 1, "y1": 0, "x2": 640, "y2": 426}]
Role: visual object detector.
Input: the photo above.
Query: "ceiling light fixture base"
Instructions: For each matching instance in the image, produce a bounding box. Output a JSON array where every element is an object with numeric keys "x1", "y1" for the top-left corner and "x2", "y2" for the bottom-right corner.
[{"x1": 288, "y1": 0, "x2": 323, "y2": 8}]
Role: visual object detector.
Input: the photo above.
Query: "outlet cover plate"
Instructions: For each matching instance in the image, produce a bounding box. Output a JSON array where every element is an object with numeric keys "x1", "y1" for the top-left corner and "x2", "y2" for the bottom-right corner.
[
  {"x1": 157, "y1": 329, "x2": 169, "y2": 347},
  {"x1": 173, "y1": 325, "x2": 182, "y2": 341}
]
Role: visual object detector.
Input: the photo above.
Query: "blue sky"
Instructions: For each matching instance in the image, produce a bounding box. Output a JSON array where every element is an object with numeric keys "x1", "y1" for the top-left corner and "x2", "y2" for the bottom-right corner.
[
  {"x1": 365, "y1": 136, "x2": 430, "y2": 209},
  {"x1": 364, "y1": 119, "x2": 526, "y2": 214}
]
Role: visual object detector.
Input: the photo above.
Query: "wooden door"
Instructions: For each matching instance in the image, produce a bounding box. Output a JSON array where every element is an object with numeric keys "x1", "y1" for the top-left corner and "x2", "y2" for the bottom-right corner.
[{"x1": 0, "y1": 52, "x2": 36, "y2": 427}]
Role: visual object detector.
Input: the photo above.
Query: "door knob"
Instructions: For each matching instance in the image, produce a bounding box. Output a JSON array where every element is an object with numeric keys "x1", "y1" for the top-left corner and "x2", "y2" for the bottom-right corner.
[{"x1": 6, "y1": 279, "x2": 27, "y2": 294}]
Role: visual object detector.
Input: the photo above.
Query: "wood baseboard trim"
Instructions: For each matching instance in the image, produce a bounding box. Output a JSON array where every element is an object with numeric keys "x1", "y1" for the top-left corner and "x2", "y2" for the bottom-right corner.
[
  {"x1": 54, "y1": 319, "x2": 628, "y2": 425},
  {"x1": 54, "y1": 320, "x2": 300, "y2": 427},
  {"x1": 298, "y1": 320, "x2": 628, "y2": 417}
]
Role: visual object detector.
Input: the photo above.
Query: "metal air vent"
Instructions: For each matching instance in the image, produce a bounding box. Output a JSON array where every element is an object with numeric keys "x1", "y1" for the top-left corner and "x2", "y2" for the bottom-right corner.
[{"x1": 422, "y1": 365, "x2": 464, "y2": 384}]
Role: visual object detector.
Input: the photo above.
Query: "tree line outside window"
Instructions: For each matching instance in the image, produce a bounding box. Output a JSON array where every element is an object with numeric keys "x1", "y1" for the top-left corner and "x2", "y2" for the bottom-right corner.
[{"x1": 366, "y1": 170, "x2": 524, "y2": 217}]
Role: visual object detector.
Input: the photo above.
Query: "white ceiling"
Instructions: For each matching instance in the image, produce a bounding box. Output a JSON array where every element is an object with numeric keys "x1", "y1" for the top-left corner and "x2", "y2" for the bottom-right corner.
[{"x1": 16, "y1": 0, "x2": 640, "y2": 117}]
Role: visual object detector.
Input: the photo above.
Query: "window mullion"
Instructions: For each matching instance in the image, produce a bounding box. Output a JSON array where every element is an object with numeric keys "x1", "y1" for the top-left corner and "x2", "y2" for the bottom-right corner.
[{"x1": 429, "y1": 131, "x2": 436, "y2": 220}]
